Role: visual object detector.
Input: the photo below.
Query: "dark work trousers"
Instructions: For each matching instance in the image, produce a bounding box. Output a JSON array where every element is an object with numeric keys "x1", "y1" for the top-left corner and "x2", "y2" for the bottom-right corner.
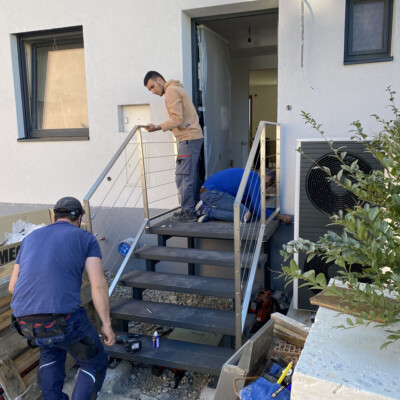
[
  {"x1": 175, "y1": 138, "x2": 203, "y2": 214},
  {"x1": 200, "y1": 189, "x2": 250, "y2": 222},
  {"x1": 33, "y1": 307, "x2": 109, "y2": 400}
]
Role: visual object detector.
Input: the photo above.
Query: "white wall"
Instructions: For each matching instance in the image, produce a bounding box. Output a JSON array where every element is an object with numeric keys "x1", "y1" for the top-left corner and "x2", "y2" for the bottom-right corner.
[
  {"x1": 278, "y1": 0, "x2": 400, "y2": 214},
  {"x1": 1, "y1": 0, "x2": 399, "y2": 214},
  {"x1": 0, "y1": 0, "x2": 274, "y2": 205}
]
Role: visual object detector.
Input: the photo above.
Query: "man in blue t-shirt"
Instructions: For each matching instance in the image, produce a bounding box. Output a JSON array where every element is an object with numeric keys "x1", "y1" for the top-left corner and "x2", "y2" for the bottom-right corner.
[
  {"x1": 9, "y1": 197, "x2": 115, "y2": 400},
  {"x1": 195, "y1": 168, "x2": 291, "y2": 224}
]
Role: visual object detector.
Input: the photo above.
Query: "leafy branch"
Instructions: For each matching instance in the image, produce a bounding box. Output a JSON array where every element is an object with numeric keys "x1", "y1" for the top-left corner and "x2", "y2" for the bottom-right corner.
[{"x1": 280, "y1": 87, "x2": 400, "y2": 348}]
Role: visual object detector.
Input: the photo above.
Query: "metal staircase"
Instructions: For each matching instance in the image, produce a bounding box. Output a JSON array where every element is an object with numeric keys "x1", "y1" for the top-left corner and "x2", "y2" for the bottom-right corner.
[{"x1": 82, "y1": 121, "x2": 281, "y2": 376}]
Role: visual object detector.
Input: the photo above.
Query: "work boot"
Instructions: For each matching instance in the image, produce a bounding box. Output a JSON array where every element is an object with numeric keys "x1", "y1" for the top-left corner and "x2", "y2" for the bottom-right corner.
[
  {"x1": 195, "y1": 200, "x2": 206, "y2": 217},
  {"x1": 197, "y1": 214, "x2": 213, "y2": 223},
  {"x1": 173, "y1": 209, "x2": 183, "y2": 217},
  {"x1": 170, "y1": 211, "x2": 197, "y2": 223}
]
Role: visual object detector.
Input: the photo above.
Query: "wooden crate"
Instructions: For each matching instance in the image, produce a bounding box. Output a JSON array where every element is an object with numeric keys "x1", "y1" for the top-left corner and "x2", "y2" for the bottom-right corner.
[
  {"x1": 0, "y1": 209, "x2": 94, "y2": 399},
  {"x1": 0, "y1": 283, "x2": 93, "y2": 399}
]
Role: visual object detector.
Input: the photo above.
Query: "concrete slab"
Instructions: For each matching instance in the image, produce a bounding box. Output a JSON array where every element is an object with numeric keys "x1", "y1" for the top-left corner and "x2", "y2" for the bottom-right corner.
[
  {"x1": 292, "y1": 306, "x2": 400, "y2": 399},
  {"x1": 102, "y1": 360, "x2": 132, "y2": 394},
  {"x1": 63, "y1": 360, "x2": 132, "y2": 398}
]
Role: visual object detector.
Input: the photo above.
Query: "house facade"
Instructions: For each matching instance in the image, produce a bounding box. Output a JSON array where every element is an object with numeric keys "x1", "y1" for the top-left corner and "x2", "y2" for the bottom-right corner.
[{"x1": 0, "y1": 0, "x2": 398, "y2": 218}]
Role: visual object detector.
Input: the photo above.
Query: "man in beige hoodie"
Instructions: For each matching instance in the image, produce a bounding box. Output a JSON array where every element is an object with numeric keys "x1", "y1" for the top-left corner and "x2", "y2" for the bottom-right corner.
[{"x1": 144, "y1": 71, "x2": 204, "y2": 222}]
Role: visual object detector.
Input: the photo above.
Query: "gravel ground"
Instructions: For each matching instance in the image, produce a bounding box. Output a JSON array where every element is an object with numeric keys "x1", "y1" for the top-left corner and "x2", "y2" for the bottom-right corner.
[
  {"x1": 64, "y1": 361, "x2": 212, "y2": 400},
  {"x1": 104, "y1": 364, "x2": 211, "y2": 400}
]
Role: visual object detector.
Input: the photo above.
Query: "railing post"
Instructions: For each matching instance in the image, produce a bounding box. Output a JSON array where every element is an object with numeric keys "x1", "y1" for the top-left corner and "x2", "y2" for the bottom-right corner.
[
  {"x1": 260, "y1": 126, "x2": 266, "y2": 227},
  {"x1": 83, "y1": 199, "x2": 92, "y2": 233},
  {"x1": 276, "y1": 124, "x2": 281, "y2": 212},
  {"x1": 173, "y1": 136, "x2": 181, "y2": 205},
  {"x1": 137, "y1": 128, "x2": 149, "y2": 221},
  {"x1": 234, "y1": 202, "x2": 242, "y2": 350}
]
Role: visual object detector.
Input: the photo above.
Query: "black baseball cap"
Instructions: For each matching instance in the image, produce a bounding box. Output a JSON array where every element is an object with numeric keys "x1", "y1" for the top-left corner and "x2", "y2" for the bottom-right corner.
[{"x1": 54, "y1": 196, "x2": 85, "y2": 216}]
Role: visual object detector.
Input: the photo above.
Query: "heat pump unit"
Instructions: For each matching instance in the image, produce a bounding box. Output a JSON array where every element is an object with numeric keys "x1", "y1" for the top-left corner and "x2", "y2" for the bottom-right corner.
[{"x1": 294, "y1": 140, "x2": 382, "y2": 311}]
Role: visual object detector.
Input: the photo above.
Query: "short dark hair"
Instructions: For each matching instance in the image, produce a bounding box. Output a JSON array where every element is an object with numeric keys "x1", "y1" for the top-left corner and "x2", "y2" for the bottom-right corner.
[
  {"x1": 144, "y1": 71, "x2": 165, "y2": 86},
  {"x1": 54, "y1": 213, "x2": 80, "y2": 222}
]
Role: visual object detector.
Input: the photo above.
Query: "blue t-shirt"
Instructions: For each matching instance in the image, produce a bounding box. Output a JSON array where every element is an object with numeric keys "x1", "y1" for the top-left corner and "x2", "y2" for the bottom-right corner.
[
  {"x1": 11, "y1": 221, "x2": 102, "y2": 317},
  {"x1": 203, "y1": 168, "x2": 273, "y2": 218}
]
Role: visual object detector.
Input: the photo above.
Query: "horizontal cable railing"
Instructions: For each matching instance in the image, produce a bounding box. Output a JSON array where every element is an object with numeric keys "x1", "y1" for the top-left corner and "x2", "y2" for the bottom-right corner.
[
  {"x1": 83, "y1": 126, "x2": 179, "y2": 295},
  {"x1": 233, "y1": 121, "x2": 281, "y2": 349}
]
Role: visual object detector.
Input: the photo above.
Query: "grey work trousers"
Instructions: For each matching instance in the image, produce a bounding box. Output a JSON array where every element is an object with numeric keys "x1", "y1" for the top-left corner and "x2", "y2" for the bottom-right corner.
[{"x1": 175, "y1": 138, "x2": 203, "y2": 213}]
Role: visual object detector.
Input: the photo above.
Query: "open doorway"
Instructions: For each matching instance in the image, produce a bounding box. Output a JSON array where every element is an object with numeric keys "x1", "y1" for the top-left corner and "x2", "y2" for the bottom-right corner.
[
  {"x1": 249, "y1": 68, "x2": 278, "y2": 168},
  {"x1": 192, "y1": 9, "x2": 278, "y2": 176}
]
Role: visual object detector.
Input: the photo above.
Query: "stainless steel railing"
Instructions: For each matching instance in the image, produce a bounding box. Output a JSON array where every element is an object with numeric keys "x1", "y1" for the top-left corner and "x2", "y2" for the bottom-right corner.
[
  {"x1": 83, "y1": 125, "x2": 179, "y2": 295},
  {"x1": 84, "y1": 120, "x2": 280, "y2": 340},
  {"x1": 233, "y1": 121, "x2": 281, "y2": 349}
]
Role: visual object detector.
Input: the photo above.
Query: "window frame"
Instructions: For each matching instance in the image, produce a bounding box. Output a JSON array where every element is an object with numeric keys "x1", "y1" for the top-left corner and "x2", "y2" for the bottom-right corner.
[
  {"x1": 17, "y1": 26, "x2": 89, "y2": 141},
  {"x1": 344, "y1": 0, "x2": 394, "y2": 65}
]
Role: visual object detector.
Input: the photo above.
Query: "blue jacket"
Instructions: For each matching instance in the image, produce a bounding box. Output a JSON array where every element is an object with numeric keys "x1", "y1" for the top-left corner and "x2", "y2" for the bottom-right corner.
[{"x1": 203, "y1": 168, "x2": 273, "y2": 218}]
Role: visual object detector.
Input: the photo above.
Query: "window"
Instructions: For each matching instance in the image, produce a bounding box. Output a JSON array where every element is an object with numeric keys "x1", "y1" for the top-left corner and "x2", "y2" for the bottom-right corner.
[
  {"x1": 344, "y1": 0, "x2": 393, "y2": 64},
  {"x1": 17, "y1": 26, "x2": 89, "y2": 140}
]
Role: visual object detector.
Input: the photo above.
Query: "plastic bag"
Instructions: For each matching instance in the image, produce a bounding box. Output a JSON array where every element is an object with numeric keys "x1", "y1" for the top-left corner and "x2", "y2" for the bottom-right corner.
[{"x1": 240, "y1": 377, "x2": 290, "y2": 400}]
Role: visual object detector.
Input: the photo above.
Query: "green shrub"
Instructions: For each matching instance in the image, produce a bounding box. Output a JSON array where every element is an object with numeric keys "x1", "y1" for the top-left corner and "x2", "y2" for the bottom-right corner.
[{"x1": 280, "y1": 88, "x2": 400, "y2": 348}]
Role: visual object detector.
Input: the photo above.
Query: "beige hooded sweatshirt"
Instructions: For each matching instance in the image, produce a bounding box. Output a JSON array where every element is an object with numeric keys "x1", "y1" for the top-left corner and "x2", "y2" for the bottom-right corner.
[{"x1": 159, "y1": 80, "x2": 204, "y2": 142}]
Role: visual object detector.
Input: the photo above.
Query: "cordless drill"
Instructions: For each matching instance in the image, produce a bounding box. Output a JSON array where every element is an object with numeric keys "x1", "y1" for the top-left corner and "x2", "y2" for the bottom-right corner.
[{"x1": 116, "y1": 334, "x2": 142, "y2": 354}]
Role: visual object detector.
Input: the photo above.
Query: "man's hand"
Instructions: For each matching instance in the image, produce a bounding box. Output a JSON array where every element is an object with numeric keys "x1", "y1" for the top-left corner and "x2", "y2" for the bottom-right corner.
[
  {"x1": 101, "y1": 324, "x2": 116, "y2": 346},
  {"x1": 145, "y1": 123, "x2": 160, "y2": 132},
  {"x1": 276, "y1": 214, "x2": 292, "y2": 225}
]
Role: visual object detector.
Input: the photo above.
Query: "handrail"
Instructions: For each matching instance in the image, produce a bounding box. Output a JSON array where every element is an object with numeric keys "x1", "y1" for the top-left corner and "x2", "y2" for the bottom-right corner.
[
  {"x1": 108, "y1": 220, "x2": 147, "y2": 297},
  {"x1": 83, "y1": 125, "x2": 142, "y2": 233},
  {"x1": 82, "y1": 123, "x2": 179, "y2": 300},
  {"x1": 241, "y1": 225, "x2": 265, "y2": 331},
  {"x1": 84, "y1": 125, "x2": 140, "y2": 202},
  {"x1": 82, "y1": 124, "x2": 145, "y2": 298},
  {"x1": 233, "y1": 121, "x2": 281, "y2": 349}
]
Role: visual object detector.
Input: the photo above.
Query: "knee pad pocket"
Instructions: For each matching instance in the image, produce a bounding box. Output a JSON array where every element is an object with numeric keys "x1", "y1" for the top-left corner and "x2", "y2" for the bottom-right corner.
[{"x1": 67, "y1": 335, "x2": 99, "y2": 361}]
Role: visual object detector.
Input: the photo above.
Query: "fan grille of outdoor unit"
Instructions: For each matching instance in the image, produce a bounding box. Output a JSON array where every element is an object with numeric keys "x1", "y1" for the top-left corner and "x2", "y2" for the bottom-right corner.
[
  {"x1": 306, "y1": 152, "x2": 372, "y2": 215},
  {"x1": 303, "y1": 256, "x2": 370, "y2": 295}
]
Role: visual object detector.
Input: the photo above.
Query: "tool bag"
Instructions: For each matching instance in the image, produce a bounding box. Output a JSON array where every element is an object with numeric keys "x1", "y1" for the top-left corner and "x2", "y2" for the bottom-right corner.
[{"x1": 11, "y1": 313, "x2": 69, "y2": 339}]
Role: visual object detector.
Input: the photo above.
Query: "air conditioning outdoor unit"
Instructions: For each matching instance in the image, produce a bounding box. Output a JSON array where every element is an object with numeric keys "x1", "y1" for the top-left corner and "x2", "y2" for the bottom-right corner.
[{"x1": 293, "y1": 139, "x2": 382, "y2": 311}]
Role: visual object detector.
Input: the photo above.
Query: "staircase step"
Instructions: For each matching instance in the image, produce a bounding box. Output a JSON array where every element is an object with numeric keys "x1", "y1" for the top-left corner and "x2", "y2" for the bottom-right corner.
[
  {"x1": 131, "y1": 245, "x2": 267, "y2": 268},
  {"x1": 146, "y1": 218, "x2": 280, "y2": 241},
  {"x1": 119, "y1": 270, "x2": 235, "y2": 298},
  {"x1": 111, "y1": 299, "x2": 235, "y2": 335},
  {"x1": 107, "y1": 335, "x2": 235, "y2": 375}
]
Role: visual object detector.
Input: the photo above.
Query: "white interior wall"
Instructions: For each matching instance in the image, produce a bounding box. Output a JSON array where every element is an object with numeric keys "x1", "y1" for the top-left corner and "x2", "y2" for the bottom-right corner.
[
  {"x1": 278, "y1": 0, "x2": 400, "y2": 215},
  {"x1": 230, "y1": 54, "x2": 278, "y2": 167},
  {"x1": 249, "y1": 84, "x2": 277, "y2": 137}
]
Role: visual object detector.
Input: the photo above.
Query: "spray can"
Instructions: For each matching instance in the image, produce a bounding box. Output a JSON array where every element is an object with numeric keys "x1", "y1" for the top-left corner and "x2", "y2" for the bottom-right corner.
[
  {"x1": 118, "y1": 238, "x2": 134, "y2": 256},
  {"x1": 152, "y1": 331, "x2": 160, "y2": 349}
]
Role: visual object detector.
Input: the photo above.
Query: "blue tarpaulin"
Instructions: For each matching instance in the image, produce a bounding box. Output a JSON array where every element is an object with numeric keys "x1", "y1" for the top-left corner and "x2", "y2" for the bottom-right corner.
[{"x1": 240, "y1": 377, "x2": 290, "y2": 400}]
